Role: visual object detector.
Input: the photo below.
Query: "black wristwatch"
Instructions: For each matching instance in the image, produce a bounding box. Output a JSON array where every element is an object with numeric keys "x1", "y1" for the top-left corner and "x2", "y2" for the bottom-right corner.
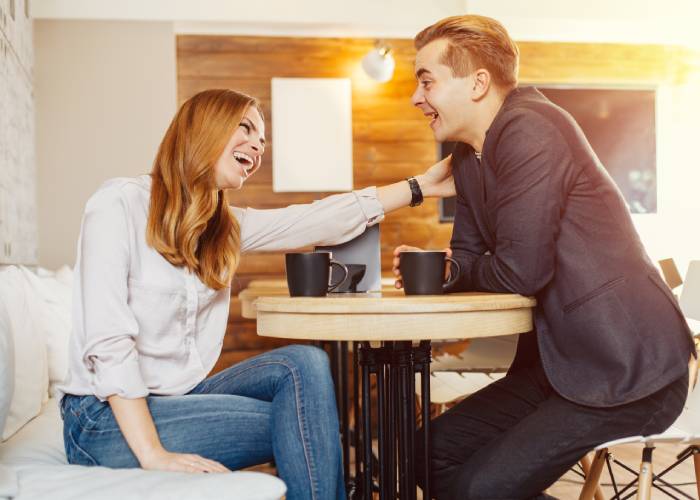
[{"x1": 406, "y1": 176, "x2": 424, "y2": 207}]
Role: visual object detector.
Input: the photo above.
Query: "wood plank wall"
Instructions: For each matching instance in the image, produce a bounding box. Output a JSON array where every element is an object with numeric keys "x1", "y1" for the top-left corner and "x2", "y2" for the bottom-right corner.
[{"x1": 176, "y1": 35, "x2": 699, "y2": 371}]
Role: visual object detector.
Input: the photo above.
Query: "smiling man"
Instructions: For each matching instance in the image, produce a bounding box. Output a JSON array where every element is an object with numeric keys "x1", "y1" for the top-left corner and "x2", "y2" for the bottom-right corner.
[{"x1": 399, "y1": 15, "x2": 697, "y2": 499}]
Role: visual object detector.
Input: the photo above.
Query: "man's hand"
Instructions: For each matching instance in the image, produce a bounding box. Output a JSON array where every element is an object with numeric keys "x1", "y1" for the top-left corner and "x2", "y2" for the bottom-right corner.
[
  {"x1": 416, "y1": 154, "x2": 456, "y2": 198},
  {"x1": 139, "y1": 447, "x2": 229, "y2": 474},
  {"x1": 392, "y1": 245, "x2": 453, "y2": 289}
]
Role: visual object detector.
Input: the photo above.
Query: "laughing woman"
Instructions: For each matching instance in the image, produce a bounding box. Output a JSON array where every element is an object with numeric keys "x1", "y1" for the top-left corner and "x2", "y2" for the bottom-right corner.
[{"x1": 57, "y1": 89, "x2": 454, "y2": 500}]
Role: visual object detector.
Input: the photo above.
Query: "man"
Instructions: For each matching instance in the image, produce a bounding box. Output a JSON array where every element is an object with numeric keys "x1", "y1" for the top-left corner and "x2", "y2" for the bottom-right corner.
[{"x1": 392, "y1": 15, "x2": 697, "y2": 499}]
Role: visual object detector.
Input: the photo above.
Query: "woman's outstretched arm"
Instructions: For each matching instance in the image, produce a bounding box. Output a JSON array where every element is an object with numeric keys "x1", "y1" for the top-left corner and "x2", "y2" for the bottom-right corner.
[{"x1": 232, "y1": 156, "x2": 454, "y2": 253}]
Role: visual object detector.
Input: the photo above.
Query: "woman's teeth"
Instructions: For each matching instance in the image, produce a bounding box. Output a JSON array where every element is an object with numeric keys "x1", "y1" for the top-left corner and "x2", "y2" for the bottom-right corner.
[{"x1": 233, "y1": 151, "x2": 255, "y2": 176}]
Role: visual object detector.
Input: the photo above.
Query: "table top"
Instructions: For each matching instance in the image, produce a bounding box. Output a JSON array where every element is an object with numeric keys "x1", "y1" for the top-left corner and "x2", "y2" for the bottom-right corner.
[
  {"x1": 239, "y1": 281, "x2": 399, "y2": 319},
  {"x1": 254, "y1": 291, "x2": 536, "y2": 342}
]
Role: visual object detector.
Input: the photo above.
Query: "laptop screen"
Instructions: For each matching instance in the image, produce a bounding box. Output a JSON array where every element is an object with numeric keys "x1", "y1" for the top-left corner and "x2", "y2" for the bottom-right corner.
[{"x1": 315, "y1": 224, "x2": 381, "y2": 293}]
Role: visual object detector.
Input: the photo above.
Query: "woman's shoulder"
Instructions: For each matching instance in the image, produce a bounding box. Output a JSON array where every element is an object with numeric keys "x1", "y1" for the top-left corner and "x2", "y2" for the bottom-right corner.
[{"x1": 85, "y1": 175, "x2": 152, "y2": 211}]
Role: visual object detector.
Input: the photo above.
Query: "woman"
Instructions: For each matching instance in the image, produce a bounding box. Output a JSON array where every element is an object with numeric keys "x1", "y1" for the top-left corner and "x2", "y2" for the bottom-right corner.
[{"x1": 58, "y1": 89, "x2": 454, "y2": 500}]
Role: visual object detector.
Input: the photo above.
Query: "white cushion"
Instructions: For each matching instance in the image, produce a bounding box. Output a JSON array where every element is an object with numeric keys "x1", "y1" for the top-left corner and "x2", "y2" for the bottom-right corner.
[
  {"x1": 0, "y1": 400, "x2": 286, "y2": 500},
  {"x1": 0, "y1": 464, "x2": 18, "y2": 498},
  {"x1": 18, "y1": 266, "x2": 72, "y2": 394},
  {"x1": 0, "y1": 267, "x2": 49, "y2": 441},
  {"x1": 0, "y1": 399, "x2": 66, "y2": 466},
  {"x1": 0, "y1": 300, "x2": 14, "y2": 437},
  {"x1": 10, "y1": 466, "x2": 286, "y2": 500}
]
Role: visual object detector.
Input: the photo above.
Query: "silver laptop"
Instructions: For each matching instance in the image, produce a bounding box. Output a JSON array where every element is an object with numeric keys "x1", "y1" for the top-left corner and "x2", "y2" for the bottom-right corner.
[{"x1": 316, "y1": 224, "x2": 381, "y2": 293}]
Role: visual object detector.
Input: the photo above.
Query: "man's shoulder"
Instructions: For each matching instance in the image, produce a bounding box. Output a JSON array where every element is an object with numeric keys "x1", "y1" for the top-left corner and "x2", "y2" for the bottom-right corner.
[{"x1": 487, "y1": 89, "x2": 577, "y2": 157}]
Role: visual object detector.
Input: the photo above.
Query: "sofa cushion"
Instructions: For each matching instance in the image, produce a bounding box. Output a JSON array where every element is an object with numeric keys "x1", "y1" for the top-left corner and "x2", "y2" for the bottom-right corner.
[
  {"x1": 0, "y1": 399, "x2": 66, "y2": 466},
  {"x1": 0, "y1": 267, "x2": 49, "y2": 441},
  {"x1": 8, "y1": 466, "x2": 286, "y2": 500},
  {"x1": 0, "y1": 464, "x2": 18, "y2": 498},
  {"x1": 0, "y1": 400, "x2": 286, "y2": 500},
  {"x1": 19, "y1": 266, "x2": 72, "y2": 394},
  {"x1": 0, "y1": 300, "x2": 14, "y2": 438}
]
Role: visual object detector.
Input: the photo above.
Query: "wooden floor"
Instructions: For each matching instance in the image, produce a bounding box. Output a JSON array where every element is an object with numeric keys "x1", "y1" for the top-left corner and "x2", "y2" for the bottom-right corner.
[{"x1": 248, "y1": 442, "x2": 698, "y2": 499}]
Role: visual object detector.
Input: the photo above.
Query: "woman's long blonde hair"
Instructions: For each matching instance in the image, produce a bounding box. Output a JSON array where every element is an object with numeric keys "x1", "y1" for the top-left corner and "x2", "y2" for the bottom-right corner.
[{"x1": 147, "y1": 89, "x2": 259, "y2": 290}]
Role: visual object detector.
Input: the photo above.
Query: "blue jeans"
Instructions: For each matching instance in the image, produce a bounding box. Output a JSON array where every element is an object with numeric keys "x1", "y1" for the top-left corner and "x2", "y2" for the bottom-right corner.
[{"x1": 61, "y1": 345, "x2": 346, "y2": 500}]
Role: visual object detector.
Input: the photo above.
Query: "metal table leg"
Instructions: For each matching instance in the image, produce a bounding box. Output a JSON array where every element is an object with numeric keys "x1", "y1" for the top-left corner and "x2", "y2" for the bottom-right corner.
[
  {"x1": 349, "y1": 342, "x2": 361, "y2": 499},
  {"x1": 418, "y1": 341, "x2": 432, "y2": 499},
  {"x1": 360, "y1": 342, "x2": 373, "y2": 499},
  {"x1": 339, "y1": 341, "x2": 350, "y2": 488},
  {"x1": 356, "y1": 340, "x2": 432, "y2": 500}
]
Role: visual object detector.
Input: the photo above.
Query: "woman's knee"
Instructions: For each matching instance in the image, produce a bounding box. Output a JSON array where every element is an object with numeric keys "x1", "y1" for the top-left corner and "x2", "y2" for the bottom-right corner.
[{"x1": 274, "y1": 344, "x2": 331, "y2": 379}]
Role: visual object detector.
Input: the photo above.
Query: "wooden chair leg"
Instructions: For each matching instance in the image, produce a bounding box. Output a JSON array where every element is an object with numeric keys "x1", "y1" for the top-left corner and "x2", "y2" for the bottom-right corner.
[
  {"x1": 693, "y1": 448, "x2": 700, "y2": 500},
  {"x1": 579, "y1": 449, "x2": 607, "y2": 500},
  {"x1": 637, "y1": 446, "x2": 654, "y2": 500},
  {"x1": 579, "y1": 452, "x2": 605, "y2": 500}
]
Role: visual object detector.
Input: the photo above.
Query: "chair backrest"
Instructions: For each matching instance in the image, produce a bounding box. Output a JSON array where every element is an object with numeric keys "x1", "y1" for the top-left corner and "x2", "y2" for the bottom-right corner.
[
  {"x1": 680, "y1": 260, "x2": 700, "y2": 321},
  {"x1": 672, "y1": 358, "x2": 700, "y2": 436},
  {"x1": 658, "y1": 258, "x2": 683, "y2": 290}
]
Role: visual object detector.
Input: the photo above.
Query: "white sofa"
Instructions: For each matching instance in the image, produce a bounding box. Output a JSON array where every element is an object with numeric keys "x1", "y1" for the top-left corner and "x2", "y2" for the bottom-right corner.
[{"x1": 0, "y1": 266, "x2": 286, "y2": 500}]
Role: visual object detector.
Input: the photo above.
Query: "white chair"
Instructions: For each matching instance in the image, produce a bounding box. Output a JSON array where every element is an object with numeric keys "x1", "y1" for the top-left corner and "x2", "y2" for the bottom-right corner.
[
  {"x1": 579, "y1": 357, "x2": 699, "y2": 500},
  {"x1": 680, "y1": 260, "x2": 700, "y2": 336},
  {"x1": 579, "y1": 259, "x2": 700, "y2": 500}
]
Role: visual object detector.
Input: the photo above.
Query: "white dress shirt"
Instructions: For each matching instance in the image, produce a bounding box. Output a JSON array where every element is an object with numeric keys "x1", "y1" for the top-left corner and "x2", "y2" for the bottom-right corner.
[{"x1": 57, "y1": 175, "x2": 384, "y2": 401}]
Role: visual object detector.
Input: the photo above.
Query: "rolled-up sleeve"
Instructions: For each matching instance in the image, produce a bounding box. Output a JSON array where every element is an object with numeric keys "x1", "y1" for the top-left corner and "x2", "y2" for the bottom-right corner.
[
  {"x1": 77, "y1": 186, "x2": 148, "y2": 400},
  {"x1": 232, "y1": 187, "x2": 384, "y2": 253}
]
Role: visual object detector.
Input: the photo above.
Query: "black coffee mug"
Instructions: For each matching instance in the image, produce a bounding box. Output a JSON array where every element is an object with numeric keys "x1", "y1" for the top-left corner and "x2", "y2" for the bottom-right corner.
[
  {"x1": 285, "y1": 252, "x2": 349, "y2": 297},
  {"x1": 399, "y1": 251, "x2": 461, "y2": 295}
]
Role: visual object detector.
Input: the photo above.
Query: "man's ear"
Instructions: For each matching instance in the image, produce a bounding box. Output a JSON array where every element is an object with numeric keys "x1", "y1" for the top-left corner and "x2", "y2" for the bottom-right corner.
[{"x1": 470, "y1": 69, "x2": 491, "y2": 101}]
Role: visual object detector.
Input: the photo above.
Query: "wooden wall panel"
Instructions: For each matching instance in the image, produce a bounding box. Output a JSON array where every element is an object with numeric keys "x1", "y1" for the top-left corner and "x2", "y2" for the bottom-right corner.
[{"x1": 177, "y1": 35, "x2": 699, "y2": 370}]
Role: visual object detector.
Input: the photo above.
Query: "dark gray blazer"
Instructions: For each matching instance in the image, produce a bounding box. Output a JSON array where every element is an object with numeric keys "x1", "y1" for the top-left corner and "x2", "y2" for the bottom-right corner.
[{"x1": 448, "y1": 86, "x2": 696, "y2": 407}]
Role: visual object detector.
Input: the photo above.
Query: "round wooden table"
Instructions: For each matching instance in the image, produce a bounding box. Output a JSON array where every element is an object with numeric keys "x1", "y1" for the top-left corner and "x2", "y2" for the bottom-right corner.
[
  {"x1": 255, "y1": 291, "x2": 535, "y2": 500},
  {"x1": 238, "y1": 281, "x2": 399, "y2": 320}
]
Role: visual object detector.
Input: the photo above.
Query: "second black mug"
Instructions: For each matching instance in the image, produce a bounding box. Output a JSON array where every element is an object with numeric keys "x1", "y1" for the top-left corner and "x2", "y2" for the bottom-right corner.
[{"x1": 399, "y1": 251, "x2": 460, "y2": 295}]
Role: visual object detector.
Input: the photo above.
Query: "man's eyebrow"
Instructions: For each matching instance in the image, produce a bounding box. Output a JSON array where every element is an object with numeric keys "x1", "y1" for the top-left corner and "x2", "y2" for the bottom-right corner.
[
  {"x1": 242, "y1": 117, "x2": 266, "y2": 145},
  {"x1": 415, "y1": 68, "x2": 431, "y2": 79}
]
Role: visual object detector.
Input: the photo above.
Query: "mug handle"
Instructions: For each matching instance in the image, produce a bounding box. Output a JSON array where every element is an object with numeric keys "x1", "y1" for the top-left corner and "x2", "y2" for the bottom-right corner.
[
  {"x1": 442, "y1": 256, "x2": 461, "y2": 291},
  {"x1": 328, "y1": 260, "x2": 349, "y2": 292}
]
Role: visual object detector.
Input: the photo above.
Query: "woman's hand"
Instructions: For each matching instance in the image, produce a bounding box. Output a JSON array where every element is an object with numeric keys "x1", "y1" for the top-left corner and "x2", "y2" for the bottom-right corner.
[
  {"x1": 139, "y1": 447, "x2": 229, "y2": 474},
  {"x1": 416, "y1": 154, "x2": 455, "y2": 198}
]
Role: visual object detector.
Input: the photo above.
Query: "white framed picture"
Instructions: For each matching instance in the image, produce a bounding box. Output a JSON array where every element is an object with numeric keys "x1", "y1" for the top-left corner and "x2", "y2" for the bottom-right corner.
[{"x1": 271, "y1": 77, "x2": 353, "y2": 192}]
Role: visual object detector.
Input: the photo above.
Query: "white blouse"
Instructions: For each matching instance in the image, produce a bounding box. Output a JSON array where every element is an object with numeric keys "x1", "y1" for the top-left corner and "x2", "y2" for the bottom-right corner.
[{"x1": 57, "y1": 175, "x2": 384, "y2": 401}]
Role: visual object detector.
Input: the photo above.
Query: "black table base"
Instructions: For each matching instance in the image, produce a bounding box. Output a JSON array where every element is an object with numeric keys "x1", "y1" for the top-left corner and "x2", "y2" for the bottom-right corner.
[
  {"x1": 323, "y1": 340, "x2": 432, "y2": 499},
  {"x1": 356, "y1": 340, "x2": 432, "y2": 500}
]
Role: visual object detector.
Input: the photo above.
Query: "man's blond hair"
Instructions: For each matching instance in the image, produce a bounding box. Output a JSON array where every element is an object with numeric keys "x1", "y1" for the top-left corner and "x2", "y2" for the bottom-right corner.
[{"x1": 415, "y1": 15, "x2": 519, "y2": 90}]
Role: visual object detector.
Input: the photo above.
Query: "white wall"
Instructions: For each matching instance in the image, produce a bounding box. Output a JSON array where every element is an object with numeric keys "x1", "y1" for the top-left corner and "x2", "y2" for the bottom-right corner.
[
  {"x1": 32, "y1": 0, "x2": 464, "y2": 38},
  {"x1": 0, "y1": 0, "x2": 37, "y2": 265},
  {"x1": 34, "y1": 20, "x2": 177, "y2": 269},
  {"x1": 30, "y1": 0, "x2": 700, "y2": 45},
  {"x1": 467, "y1": 0, "x2": 700, "y2": 47}
]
